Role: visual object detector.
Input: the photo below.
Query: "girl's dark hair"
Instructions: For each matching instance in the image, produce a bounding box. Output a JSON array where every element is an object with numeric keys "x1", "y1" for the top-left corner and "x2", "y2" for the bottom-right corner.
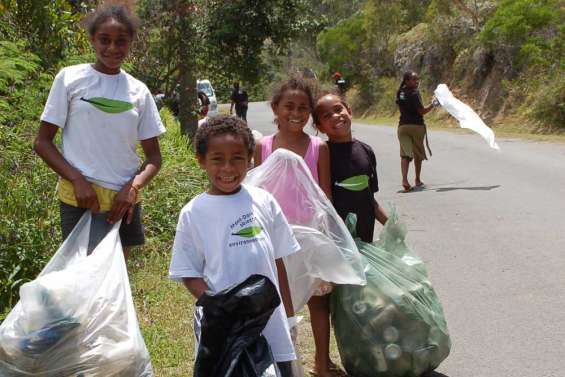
[
  {"x1": 84, "y1": 1, "x2": 139, "y2": 39},
  {"x1": 396, "y1": 71, "x2": 417, "y2": 104},
  {"x1": 312, "y1": 92, "x2": 350, "y2": 129},
  {"x1": 271, "y1": 74, "x2": 317, "y2": 112},
  {"x1": 194, "y1": 115, "x2": 255, "y2": 157}
]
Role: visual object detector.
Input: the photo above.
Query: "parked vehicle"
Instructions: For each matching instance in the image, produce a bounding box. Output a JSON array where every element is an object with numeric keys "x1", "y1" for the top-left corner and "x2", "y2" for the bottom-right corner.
[
  {"x1": 197, "y1": 79, "x2": 218, "y2": 116},
  {"x1": 162, "y1": 79, "x2": 219, "y2": 117}
]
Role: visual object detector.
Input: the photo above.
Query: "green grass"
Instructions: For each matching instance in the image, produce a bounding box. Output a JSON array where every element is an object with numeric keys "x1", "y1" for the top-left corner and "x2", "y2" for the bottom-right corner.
[
  {"x1": 129, "y1": 246, "x2": 342, "y2": 376},
  {"x1": 129, "y1": 246, "x2": 196, "y2": 376}
]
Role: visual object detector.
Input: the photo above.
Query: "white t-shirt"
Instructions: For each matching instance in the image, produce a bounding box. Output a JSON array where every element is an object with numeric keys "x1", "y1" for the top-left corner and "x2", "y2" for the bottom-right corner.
[
  {"x1": 169, "y1": 185, "x2": 300, "y2": 362},
  {"x1": 40, "y1": 64, "x2": 166, "y2": 191}
]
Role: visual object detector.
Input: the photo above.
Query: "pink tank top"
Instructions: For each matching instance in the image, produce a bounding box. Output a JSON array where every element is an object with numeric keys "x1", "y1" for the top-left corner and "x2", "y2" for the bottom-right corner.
[
  {"x1": 260, "y1": 134, "x2": 321, "y2": 224},
  {"x1": 261, "y1": 134, "x2": 320, "y2": 183}
]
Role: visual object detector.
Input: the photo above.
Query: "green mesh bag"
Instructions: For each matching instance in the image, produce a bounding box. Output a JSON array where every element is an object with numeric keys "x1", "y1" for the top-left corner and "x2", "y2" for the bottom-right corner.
[{"x1": 331, "y1": 210, "x2": 451, "y2": 377}]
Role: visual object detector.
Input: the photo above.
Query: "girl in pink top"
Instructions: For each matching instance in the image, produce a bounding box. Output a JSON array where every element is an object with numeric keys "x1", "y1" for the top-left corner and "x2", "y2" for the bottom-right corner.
[{"x1": 254, "y1": 77, "x2": 343, "y2": 377}]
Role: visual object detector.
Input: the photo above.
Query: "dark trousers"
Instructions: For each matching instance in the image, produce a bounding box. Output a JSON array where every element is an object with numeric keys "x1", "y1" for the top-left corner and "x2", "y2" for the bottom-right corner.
[{"x1": 235, "y1": 105, "x2": 248, "y2": 122}]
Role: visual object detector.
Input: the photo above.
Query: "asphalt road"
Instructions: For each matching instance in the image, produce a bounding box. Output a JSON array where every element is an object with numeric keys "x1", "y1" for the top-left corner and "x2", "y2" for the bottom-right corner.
[{"x1": 245, "y1": 101, "x2": 565, "y2": 377}]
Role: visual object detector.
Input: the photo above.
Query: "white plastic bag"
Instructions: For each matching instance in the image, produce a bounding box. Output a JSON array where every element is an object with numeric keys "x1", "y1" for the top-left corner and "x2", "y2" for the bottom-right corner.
[
  {"x1": 0, "y1": 212, "x2": 154, "y2": 376},
  {"x1": 245, "y1": 148, "x2": 366, "y2": 312},
  {"x1": 434, "y1": 83, "x2": 500, "y2": 150}
]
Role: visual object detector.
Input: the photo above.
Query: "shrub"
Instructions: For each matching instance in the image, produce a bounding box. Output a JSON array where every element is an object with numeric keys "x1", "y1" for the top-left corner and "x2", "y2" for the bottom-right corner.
[
  {"x1": 530, "y1": 74, "x2": 565, "y2": 129},
  {"x1": 480, "y1": 0, "x2": 563, "y2": 69}
]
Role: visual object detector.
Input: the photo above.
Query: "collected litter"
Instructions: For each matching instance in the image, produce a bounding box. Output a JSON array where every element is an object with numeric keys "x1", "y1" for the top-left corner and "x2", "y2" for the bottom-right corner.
[
  {"x1": 331, "y1": 211, "x2": 451, "y2": 377},
  {"x1": 0, "y1": 213, "x2": 153, "y2": 376},
  {"x1": 245, "y1": 148, "x2": 366, "y2": 312},
  {"x1": 193, "y1": 274, "x2": 281, "y2": 377}
]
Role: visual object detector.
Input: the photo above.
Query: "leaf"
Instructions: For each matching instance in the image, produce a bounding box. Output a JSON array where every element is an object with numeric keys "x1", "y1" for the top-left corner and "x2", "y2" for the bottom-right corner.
[
  {"x1": 335, "y1": 175, "x2": 369, "y2": 191},
  {"x1": 232, "y1": 226, "x2": 263, "y2": 238},
  {"x1": 80, "y1": 97, "x2": 134, "y2": 114}
]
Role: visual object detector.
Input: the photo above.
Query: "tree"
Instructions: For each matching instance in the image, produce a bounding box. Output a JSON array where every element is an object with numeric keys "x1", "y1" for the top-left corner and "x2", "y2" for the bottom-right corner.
[
  {"x1": 480, "y1": 0, "x2": 563, "y2": 68},
  {"x1": 135, "y1": 0, "x2": 308, "y2": 137},
  {"x1": 0, "y1": 0, "x2": 87, "y2": 69}
]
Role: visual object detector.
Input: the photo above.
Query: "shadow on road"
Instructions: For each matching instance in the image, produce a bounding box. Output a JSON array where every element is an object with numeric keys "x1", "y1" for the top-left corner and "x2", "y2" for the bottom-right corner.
[
  {"x1": 396, "y1": 184, "x2": 500, "y2": 194},
  {"x1": 434, "y1": 185, "x2": 500, "y2": 192},
  {"x1": 423, "y1": 372, "x2": 450, "y2": 377}
]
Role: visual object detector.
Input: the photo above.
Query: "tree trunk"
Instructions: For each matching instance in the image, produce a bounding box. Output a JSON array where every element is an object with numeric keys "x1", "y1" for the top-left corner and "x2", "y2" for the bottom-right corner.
[{"x1": 177, "y1": 2, "x2": 198, "y2": 137}]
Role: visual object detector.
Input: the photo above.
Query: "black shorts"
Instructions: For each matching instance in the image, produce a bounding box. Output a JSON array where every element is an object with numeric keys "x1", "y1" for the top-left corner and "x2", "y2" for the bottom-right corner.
[{"x1": 60, "y1": 201, "x2": 145, "y2": 252}]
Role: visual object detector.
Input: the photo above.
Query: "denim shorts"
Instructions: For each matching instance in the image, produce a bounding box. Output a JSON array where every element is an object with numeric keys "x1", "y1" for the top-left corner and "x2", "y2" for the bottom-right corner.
[{"x1": 60, "y1": 201, "x2": 145, "y2": 252}]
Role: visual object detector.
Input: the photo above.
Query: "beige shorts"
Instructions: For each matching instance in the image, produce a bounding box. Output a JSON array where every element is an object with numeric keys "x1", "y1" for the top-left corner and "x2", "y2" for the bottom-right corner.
[{"x1": 398, "y1": 124, "x2": 427, "y2": 161}]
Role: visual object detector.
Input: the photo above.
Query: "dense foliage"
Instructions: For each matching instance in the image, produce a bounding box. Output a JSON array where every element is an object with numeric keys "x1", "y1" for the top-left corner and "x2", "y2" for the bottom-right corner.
[
  {"x1": 313, "y1": 0, "x2": 564, "y2": 128},
  {"x1": 0, "y1": 0, "x2": 306, "y2": 317}
]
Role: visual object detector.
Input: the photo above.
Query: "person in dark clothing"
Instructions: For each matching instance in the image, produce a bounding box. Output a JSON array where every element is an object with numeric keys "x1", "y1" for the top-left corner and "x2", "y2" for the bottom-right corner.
[
  {"x1": 230, "y1": 82, "x2": 249, "y2": 122},
  {"x1": 313, "y1": 93, "x2": 388, "y2": 243},
  {"x1": 396, "y1": 71, "x2": 439, "y2": 192}
]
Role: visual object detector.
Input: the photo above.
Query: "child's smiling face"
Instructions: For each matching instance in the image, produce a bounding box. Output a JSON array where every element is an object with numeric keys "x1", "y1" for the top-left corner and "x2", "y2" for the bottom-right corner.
[
  {"x1": 272, "y1": 89, "x2": 312, "y2": 133},
  {"x1": 197, "y1": 133, "x2": 251, "y2": 195},
  {"x1": 90, "y1": 18, "x2": 132, "y2": 74},
  {"x1": 315, "y1": 94, "x2": 352, "y2": 142}
]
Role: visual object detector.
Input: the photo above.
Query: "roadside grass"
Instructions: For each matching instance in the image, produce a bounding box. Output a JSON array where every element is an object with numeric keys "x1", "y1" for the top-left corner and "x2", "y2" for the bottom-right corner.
[
  {"x1": 129, "y1": 244, "x2": 343, "y2": 376},
  {"x1": 357, "y1": 112, "x2": 565, "y2": 143},
  {"x1": 129, "y1": 109, "x2": 342, "y2": 375}
]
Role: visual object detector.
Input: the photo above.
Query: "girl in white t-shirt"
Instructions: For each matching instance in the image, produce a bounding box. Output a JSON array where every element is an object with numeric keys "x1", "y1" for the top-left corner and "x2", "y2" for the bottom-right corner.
[
  {"x1": 169, "y1": 115, "x2": 298, "y2": 377},
  {"x1": 34, "y1": 2, "x2": 165, "y2": 256}
]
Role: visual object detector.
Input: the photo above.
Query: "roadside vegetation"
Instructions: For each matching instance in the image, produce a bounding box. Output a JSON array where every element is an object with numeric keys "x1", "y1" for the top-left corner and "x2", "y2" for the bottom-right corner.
[
  {"x1": 1, "y1": 0, "x2": 563, "y2": 372},
  {"x1": 268, "y1": 0, "x2": 564, "y2": 132}
]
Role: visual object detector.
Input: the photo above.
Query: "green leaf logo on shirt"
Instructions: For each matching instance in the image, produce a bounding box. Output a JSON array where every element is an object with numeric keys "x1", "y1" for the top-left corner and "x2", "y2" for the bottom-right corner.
[
  {"x1": 80, "y1": 97, "x2": 134, "y2": 114},
  {"x1": 232, "y1": 226, "x2": 263, "y2": 238},
  {"x1": 335, "y1": 175, "x2": 369, "y2": 192}
]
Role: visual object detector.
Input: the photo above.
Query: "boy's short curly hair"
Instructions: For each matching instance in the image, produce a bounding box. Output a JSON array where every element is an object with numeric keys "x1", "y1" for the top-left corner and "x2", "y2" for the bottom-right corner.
[{"x1": 194, "y1": 115, "x2": 255, "y2": 157}]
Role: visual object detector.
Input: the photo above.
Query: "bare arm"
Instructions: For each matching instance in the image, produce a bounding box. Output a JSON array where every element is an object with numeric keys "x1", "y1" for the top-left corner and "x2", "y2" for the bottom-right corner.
[
  {"x1": 373, "y1": 198, "x2": 388, "y2": 226},
  {"x1": 34, "y1": 121, "x2": 100, "y2": 212},
  {"x1": 317, "y1": 141, "x2": 332, "y2": 200},
  {"x1": 107, "y1": 137, "x2": 163, "y2": 224},
  {"x1": 276, "y1": 258, "x2": 294, "y2": 318},
  {"x1": 253, "y1": 139, "x2": 263, "y2": 167},
  {"x1": 417, "y1": 103, "x2": 435, "y2": 116},
  {"x1": 182, "y1": 277, "x2": 209, "y2": 299}
]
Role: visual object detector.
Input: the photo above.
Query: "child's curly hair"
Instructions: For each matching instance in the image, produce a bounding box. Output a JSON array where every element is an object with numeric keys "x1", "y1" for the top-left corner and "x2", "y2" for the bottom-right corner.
[{"x1": 194, "y1": 115, "x2": 255, "y2": 157}]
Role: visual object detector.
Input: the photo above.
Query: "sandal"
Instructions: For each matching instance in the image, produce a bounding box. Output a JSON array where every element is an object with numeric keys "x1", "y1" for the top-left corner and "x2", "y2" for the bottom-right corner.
[{"x1": 402, "y1": 183, "x2": 413, "y2": 192}]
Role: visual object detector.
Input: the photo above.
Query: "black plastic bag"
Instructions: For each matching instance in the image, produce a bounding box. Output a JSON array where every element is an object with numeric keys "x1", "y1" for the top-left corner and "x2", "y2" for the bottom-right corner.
[{"x1": 194, "y1": 274, "x2": 281, "y2": 377}]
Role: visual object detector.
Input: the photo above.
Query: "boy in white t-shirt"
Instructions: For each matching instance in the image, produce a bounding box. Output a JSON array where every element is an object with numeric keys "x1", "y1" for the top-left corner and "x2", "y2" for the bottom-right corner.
[{"x1": 169, "y1": 115, "x2": 299, "y2": 376}]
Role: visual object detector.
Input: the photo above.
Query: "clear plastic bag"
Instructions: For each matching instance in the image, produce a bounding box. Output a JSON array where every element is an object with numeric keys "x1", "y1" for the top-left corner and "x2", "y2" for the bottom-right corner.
[
  {"x1": 434, "y1": 83, "x2": 500, "y2": 150},
  {"x1": 0, "y1": 212, "x2": 153, "y2": 376},
  {"x1": 331, "y1": 211, "x2": 451, "y2": 377},
  {"x1": 245, "y1": 148, "x2": 366, "y2": 311}
]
